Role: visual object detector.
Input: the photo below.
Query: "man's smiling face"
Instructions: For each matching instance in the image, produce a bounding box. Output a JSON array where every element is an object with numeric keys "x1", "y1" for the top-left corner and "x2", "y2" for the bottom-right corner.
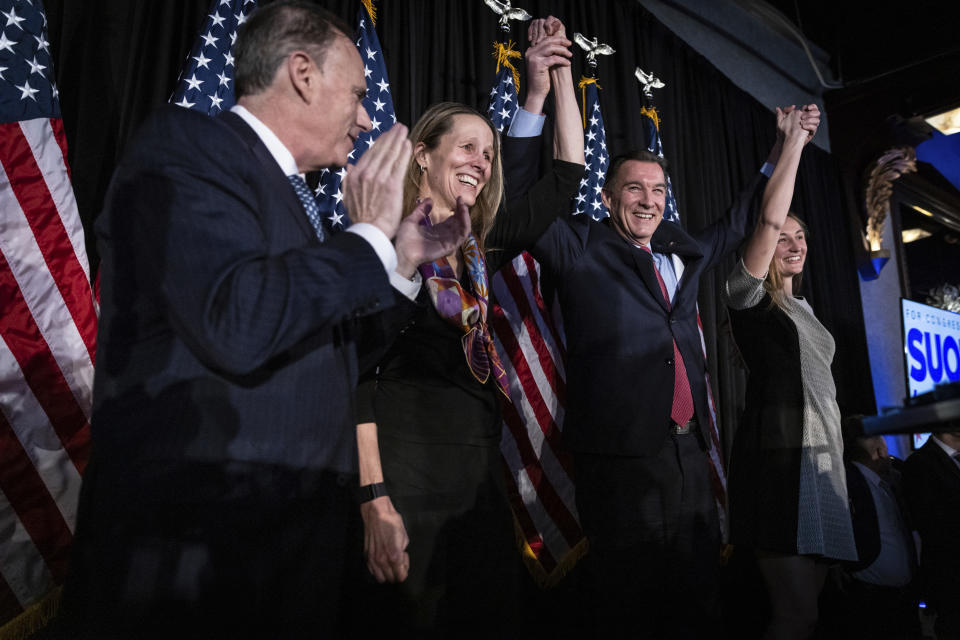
[{"x1": 601, "y1": 159, "x2": 667, "y2": 247}]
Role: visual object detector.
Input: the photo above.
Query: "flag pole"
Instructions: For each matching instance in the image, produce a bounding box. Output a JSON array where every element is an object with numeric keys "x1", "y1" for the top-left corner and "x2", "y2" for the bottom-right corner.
[
  {"x1": 572, "y1": 33, "x2": 613, "y2": 132},
  {"x1": 634, "y1": 63, "x2": 729, "y2": 540}
]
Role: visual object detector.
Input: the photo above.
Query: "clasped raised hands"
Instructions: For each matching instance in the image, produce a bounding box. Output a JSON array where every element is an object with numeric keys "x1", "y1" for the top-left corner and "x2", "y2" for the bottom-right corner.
[
  {"x1": 776, "y1": 103, "x2": 820, "y2": 146},
  {"x1": 524, "y1": 16, "x2": 573, "y2": 114}
]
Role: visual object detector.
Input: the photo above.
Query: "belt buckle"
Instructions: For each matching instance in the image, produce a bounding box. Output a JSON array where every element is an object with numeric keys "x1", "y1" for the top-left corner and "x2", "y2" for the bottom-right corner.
[{"x1": 672, "y1": 420, "x2": 692, "y2": 435}]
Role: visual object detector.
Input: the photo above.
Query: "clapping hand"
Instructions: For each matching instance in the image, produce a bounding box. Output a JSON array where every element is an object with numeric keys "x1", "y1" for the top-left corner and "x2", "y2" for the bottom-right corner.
[
  {"x1": 343, "y1": 124, "x2": 412, "y2": 239},
  {"x1": 394, "y1": 197, "x2": 472, "y2": 279}
]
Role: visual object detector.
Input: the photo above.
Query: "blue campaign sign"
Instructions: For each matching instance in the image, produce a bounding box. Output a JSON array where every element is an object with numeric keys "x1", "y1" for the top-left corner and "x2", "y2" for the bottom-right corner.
[
  {"x1": 902, "y1": 298, "x2": 960, "y2": 447},
  {"x1": 903, "y1": 299, "x2": 960, "y2": 391}
]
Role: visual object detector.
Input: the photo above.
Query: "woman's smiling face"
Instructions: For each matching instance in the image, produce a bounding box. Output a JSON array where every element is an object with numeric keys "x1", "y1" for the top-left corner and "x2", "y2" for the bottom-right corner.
[
  {"x1": 416, "y1": 114, "x2": 494, "y2": 210},
  {"x1": 774, "y1": 215, "x2": 807, "y2": 278}
]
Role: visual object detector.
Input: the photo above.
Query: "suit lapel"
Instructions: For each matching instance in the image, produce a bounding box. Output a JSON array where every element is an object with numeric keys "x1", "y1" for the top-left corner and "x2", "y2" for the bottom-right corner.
[
  {"x1": 929, "y1": 440, "x2": 960, "y2": 484},
  {"x1": 218, "y1": 111, "x2": 317, "y2": 240},
  {"x1": 628, "y1": 245, "x2": 670, "y2": 313},
  {"x1": 651, "y1": 221, "x2": 702, "y2": 311}
]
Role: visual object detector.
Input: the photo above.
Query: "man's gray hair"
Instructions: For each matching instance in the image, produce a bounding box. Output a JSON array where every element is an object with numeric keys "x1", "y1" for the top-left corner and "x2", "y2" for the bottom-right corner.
[{"x1": 234, "y1": 0, "x2": 352, "y2": 99}]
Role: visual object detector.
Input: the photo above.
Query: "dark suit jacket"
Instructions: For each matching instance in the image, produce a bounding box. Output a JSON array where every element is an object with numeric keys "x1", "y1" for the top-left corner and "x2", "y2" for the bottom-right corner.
[
  {"x1": 91, "y1": 105, "x2": 396, "y2": 475},
  {"x1": 845, "y1": 461, "x2": 883, "y2": 571},
  {"x1": 903, "y1": 437, "x2": 960, "y2": 606},
  {"x1": 531, "y1": 172, "x2": 767, "y2": 456}
]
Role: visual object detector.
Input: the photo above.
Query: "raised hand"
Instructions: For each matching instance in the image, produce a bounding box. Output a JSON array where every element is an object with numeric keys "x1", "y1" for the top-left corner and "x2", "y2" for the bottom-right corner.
[
  {"x1": 394, "y1": 197, "x2": 472, "y2": 278},
  {"x1": 798, "y1": 104, "x2": 820, "y2": 144},
  {"x1": 528, "y1": 14, "x2": 566, "y2": 43},
  {"x1": 778, "y1": 106, "x2": 807, "y2": 144},
  {"x1": 749, "y1": 104, "x2": 810, "y2": 277},
  {"x1": 343, "y1": 124, "x2": 412, "y2": 239},
  {"x1": 543, "y1": 15, "x2": 566, "y2": 39},
  {"x1": 523, "y1": 16, "x2": 572, "y2": 115},
  {"x1": 775, "y1": 105, "x2": 796, "y2": 143}
]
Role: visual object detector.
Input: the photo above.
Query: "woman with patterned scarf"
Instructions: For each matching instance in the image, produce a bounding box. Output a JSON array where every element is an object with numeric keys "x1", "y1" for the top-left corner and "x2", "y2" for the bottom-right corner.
[{"x1": 353, "y1": 17, "x2": 583, "y2": 637}]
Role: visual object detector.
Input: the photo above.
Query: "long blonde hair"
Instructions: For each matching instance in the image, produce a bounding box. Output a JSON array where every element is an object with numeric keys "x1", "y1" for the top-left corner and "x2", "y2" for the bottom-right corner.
[
  {"x1": 402, "y1": 102, "x2": 504, "y2": 252},
  {"x1": 764, "y1": 212, "x2": 809, "y2": 312}
]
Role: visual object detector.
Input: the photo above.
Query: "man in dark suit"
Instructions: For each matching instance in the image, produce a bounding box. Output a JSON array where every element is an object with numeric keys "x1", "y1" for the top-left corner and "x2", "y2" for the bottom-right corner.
[
  {"x1": 903, "y1": 429, "x2": 960, "y2": 640},
  {"x1": 63, "y1": 2, "x2": 468, "y2": 637},
  {"x1": 530, "y1": 124, "x2": 797, "y2": 635}
]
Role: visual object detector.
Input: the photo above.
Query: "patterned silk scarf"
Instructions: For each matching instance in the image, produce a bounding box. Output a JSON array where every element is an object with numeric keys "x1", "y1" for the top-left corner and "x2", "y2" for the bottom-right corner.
[{"x1": 418, "y1": 225, "x2": 510, "y2": 398}]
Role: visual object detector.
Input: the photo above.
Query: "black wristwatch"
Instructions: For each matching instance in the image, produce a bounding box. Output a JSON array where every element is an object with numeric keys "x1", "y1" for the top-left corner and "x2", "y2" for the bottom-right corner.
[{"x1": 358, "y1": 482, "x2": 388, "y2": 503}]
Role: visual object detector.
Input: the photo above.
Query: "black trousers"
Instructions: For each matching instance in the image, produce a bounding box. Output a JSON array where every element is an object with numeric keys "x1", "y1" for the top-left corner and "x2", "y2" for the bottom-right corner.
[
  {"x1": 62, "y1": 458, "x2": 358, "y2": 639},
  {"x1": 820, "y1": 577, "x2": 922, "y2": 640},
  {"x1": 350, "y1": 436, "x2": 519, "y2": 638},
  {"x1": 574, "y1": 432, "x2": 721, "y2": 639}
]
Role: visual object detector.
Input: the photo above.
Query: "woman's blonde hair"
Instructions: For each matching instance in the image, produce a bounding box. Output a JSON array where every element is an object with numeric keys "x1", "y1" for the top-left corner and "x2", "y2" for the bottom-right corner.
[
  {"x1": 764, "y1": 212, "x2": 809, "y2": 312},
  {"x1": 402, "y1": 102, "x2": 504, "y2": 252}
]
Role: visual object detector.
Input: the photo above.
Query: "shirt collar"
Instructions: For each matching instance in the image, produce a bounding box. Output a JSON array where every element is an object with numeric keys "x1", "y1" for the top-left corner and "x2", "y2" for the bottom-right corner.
[
  {"x1": 852, "y1": 461, "x2": 884, "y2": 488},
  {"x1": 230, "y1": 104, "x2": 300, "y2": 177},
  {"x1": 932, "y1": 435, "x2": 960, "y2": 459}
]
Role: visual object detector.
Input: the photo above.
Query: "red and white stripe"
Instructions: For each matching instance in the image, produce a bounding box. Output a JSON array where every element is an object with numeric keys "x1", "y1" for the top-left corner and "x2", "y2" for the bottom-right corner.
[
  {"x1": 0, "y1": 117, "x2": 96, "y2": 622},
  {"x1": 697, "y1": 313, "x2": 728, "y2": 538},
  {"x1": 490, "y1": 251, "x2": 584, "y2": 582},
  {"x1": 670, "y1": 257, "x2": 728, "y2": 538}
]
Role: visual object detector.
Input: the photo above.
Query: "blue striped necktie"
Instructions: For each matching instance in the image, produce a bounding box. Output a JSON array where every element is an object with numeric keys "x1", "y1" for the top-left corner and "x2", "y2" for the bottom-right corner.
[{"x1": 287, "y1": 174, "x2": 325, "y2": 242}]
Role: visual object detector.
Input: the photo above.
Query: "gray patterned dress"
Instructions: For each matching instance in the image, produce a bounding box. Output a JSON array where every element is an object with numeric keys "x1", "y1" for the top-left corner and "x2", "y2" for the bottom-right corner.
[{"x1": 726, "y1": 260, "x2": 857, "y2": 560}]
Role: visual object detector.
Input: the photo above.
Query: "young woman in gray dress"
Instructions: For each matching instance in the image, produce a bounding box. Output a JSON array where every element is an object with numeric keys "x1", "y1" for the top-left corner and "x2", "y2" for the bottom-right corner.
[{"x1": 725, "y1": 104, "x2": 858, "y2": 640}]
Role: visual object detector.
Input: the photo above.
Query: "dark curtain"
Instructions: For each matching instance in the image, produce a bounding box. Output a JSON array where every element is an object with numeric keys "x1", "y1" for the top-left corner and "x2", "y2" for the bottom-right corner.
[{"x1": 44, "y1": 0, "x2": 875, "y2": 455}]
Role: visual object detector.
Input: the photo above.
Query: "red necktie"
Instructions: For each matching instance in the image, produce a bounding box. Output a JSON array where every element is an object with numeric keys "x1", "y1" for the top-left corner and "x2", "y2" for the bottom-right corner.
[{"x1": 641, "y1": 245, "x2": 695, "y2": 427}]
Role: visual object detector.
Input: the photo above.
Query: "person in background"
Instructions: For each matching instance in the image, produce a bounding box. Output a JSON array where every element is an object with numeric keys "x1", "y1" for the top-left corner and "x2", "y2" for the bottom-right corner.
[
  {"x1": 724, "y1": 104, "x2": 854, "y2": 640},
  {"x1": 828, "y1": 416, "x2": 920, "y2": 639},
  {"x1": 902, "y1": 428, "x2": 960, "y2": 640}
]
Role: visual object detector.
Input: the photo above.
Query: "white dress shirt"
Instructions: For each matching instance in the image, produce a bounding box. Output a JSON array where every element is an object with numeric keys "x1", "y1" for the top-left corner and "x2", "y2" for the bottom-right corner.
[
  {"x1": 851, "y1": 462, "x2": 914, "y2": 587},
  {"x1": 931, "y1": 434, "x2": 960, "y2": 470}
]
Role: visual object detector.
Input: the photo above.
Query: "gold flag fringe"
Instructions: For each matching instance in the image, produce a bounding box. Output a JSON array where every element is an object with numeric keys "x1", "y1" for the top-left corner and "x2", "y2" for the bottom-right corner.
[
  {"x1": 361, "y1": 0, "x2": 377, "y2": 27},
  {"x1": 577, "y1": 76, "x2": 602, "y2": 129},
  {"x1": 492, "y1": 41, "x2": 522, "y2": 94},
  {"x1": 513, "y1": 515, "x2": 590, "y2": 589},
  {"x1": 0, "y1": 587, "x2": 61, "y2": 640},
  {"x1": 640, "y1": 104, "x2": 661, "y2": 132}
]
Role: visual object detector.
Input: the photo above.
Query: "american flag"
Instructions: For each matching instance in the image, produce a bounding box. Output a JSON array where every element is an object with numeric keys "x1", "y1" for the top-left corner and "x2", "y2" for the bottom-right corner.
[
  {"x1": 486, "y1": 50, "x2": 518, "y2": 133},
  {"x1": 572, "y1": 80, "x2": 608, "y2": 219},
  {"x1": 0, "y1": 0, "x2": 97, "y2": 627},
  {"x1": 640, "y1": 106, "x2": 679, "y2": 223},
  {"x1": 170, "y1": 0, "x2": 257, "y2": 115},
  {"x1": 640, "y1": 103, "x2": 728, "y2": 534},
  {"x1": 488, "y1": 52, "x2": 586, "y2": 586},
  {"x1": 314, "y1": 3, "x2": 397, "y2": 232}
]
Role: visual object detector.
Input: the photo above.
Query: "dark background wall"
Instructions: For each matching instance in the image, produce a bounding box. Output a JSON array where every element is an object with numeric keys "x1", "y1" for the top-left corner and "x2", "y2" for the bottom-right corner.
[{"x1": 42, "y1": 0, "x2": 877, "y2": 450}]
